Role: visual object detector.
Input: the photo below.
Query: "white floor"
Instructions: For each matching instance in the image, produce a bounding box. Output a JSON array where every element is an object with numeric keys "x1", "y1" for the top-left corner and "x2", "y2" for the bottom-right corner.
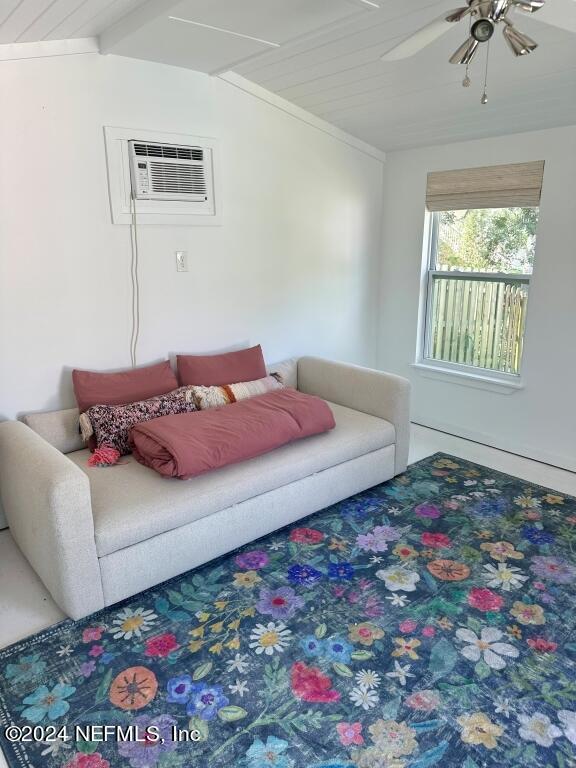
[{"x1": 1, "y1": 424, "x2": 575, "y2": 653}]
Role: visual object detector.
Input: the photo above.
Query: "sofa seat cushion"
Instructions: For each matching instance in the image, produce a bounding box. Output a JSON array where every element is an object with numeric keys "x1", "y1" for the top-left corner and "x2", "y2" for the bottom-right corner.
[{"x1": 69, "y1": 402, "x2": 395, "y2": 557}]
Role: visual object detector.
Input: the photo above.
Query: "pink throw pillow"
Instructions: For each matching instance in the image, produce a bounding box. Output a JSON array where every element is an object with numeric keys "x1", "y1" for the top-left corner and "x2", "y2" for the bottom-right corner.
[
  {"x1": 177, "y1": 345, "x2": 266, "y2": 386},
  {"x1": 72, "y1": 361, "x2": 178, "y2": 413}
]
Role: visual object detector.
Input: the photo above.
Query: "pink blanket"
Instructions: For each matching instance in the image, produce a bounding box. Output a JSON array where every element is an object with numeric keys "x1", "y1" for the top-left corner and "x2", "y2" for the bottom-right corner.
[{"x1": 130, "y1": 388, "x2": 335, "y2": 479}]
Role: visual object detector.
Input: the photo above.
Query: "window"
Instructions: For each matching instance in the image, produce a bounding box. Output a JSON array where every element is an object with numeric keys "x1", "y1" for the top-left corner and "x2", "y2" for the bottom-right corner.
[{"x1": 419, "y1": 162, "x2": 544, "y2": 381}]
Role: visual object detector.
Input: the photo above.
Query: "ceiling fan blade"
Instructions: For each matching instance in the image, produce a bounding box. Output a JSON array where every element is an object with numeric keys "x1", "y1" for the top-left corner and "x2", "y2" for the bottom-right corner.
[
  {"x1": 510, "y1": 0, "x2": 546, "y2": 11},
  {"x1": 492, "y1": 0, "x2": 510, "y2": 20},
  {"x1": 446, "y1": 6, "x2": 472, "y2": 22},
  {"x1": 381, "y1": 8, "x2": 469, "y2": 61},
  {"x1": 525, "y1": 0, "x2": 576, "y2": 34},
  {"x1": 449, "y1": 36, "x2": 480, "y2": 64}
]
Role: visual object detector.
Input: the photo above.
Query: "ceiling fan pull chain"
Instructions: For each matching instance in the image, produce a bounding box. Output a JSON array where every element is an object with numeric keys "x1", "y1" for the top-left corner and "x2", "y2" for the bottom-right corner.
[
  {"x1": 481, "y1": 38, "x2": 490, "y2": 104},
  {"x1": 462, "y1": 11, "x2": 473, "y2": 87}
]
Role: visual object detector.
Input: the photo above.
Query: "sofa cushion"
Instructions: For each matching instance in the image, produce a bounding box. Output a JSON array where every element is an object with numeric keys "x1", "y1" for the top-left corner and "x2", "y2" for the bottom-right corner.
[
  {"x1": 68, "y1": 402, "x2": 395, "y2": 557},
  {"x1": 268, "y1": 358, "x2": 297, "y2": 389},
  {"x1": 23, "y1": 408, "x2": 84, "y2": 454}
]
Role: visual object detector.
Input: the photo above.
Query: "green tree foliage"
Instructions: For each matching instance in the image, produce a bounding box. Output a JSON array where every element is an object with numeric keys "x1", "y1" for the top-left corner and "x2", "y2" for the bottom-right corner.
[{"x1": 438, "y1": 207, "x2": 538, "y2": 274}]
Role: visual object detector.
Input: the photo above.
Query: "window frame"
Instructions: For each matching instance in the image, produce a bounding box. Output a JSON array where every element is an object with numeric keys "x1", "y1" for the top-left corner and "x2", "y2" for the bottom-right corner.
[{"x1": 417, "y1": 210, "x2": 533, "y2": 384}]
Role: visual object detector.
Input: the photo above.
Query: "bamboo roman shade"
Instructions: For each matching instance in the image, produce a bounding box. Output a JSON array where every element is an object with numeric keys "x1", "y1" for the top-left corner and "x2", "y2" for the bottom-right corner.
[{"x1": 426, "y1": 160, "x2": 545, "y2": 212}]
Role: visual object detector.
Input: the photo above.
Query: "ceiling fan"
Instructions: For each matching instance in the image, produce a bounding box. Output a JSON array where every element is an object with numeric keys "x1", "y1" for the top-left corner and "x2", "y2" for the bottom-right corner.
[{"x1": 381, "y1": 0, "x2": 545, "y2": 65}]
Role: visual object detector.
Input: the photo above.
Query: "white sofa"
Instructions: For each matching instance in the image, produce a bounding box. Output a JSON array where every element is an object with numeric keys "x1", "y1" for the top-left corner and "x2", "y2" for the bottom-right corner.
[{"x1": 0, "y1": 357, "x2": 410, "y2": 620}]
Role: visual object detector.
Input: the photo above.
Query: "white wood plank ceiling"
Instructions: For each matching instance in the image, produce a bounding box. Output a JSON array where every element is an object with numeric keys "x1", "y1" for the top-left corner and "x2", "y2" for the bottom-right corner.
[
  {"x1": 0, "y1": 0, "x2": 145, "y2": 43},
  {"x1": 1, "y1": 0, "x2": 575, "y2": 151}
]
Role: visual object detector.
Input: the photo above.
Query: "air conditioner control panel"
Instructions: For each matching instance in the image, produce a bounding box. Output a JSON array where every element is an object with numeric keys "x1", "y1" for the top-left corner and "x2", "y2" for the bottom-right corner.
[{"x1": 135, "y1": 161, "x2": 150, "y2": 195}]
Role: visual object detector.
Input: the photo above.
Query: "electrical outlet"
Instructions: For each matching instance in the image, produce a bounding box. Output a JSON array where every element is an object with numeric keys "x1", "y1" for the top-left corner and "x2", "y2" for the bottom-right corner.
[{"x1": 175, "y1": 251, "x2": 188, "y2": 272}]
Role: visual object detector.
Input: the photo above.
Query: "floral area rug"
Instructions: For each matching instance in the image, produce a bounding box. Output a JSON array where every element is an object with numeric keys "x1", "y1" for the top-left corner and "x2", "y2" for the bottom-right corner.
[{"x1": 1, "y1": 453, "x2": 576, "y2": 768}]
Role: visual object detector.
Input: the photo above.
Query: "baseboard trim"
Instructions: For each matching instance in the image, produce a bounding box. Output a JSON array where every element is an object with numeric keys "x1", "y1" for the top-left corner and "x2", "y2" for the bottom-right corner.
[{"x1": 412, "y1": 419, "x2": 576, "y2": 474}]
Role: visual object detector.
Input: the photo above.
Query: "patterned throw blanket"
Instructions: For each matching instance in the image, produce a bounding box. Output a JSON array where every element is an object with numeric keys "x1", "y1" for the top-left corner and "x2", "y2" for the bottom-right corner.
[{"x1": 0, "y1": 453, "x2": 575, "y2": 768}]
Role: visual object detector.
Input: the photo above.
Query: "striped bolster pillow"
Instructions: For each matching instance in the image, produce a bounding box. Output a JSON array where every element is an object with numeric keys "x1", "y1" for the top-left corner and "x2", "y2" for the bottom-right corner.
[{"x1": 188, "y1": 373, "x2": 284, "y2": 410}]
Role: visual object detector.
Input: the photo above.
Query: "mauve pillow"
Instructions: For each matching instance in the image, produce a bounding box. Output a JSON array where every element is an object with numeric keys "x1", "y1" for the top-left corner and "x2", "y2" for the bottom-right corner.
[
  {"x1": 177, "y1": 345, "x2": 266, "y2": 386},
  {"x1": 73, "y1": 360, "x2": 178, "y2": 413}
]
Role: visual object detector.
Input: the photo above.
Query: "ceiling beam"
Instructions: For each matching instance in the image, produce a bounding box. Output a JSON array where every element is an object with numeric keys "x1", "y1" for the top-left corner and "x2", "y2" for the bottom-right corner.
[{"x1": 99, "y1": 0, "x2": 181, "y2": 54}]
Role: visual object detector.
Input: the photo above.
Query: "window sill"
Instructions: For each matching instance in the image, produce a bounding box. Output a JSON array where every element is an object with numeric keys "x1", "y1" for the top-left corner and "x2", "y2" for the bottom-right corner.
[{"x1": 411, "y1": 362, "x2": 524, "y2": 394}]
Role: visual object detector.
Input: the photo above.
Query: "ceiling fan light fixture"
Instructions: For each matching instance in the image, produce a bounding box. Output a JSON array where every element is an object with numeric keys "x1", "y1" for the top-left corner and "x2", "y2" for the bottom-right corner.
[
  {"x1": 502, "y1": 23, "x2": 538, "y2": 55},
  {"x1": 471, "y1": 18, "x2": 495, "y2": 42},
  {"x1": 450, "y1": 36, "x2": 480, "y2": 64}
]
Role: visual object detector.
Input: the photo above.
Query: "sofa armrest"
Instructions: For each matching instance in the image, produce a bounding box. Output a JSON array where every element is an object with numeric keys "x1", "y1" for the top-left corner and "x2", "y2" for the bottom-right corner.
[
  {"x1": 297, "y1": 357, "x2": 411, "y2": 475},
  {"x1": 0, "y1": 421, "x2": 104, "y2": 619}
]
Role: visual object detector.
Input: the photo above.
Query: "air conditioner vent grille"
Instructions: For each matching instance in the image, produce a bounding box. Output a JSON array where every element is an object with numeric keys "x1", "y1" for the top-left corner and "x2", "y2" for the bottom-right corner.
[
  {"x1": 133, "y1": 142, "x2": 204, "y2": 161},
  {"x1": 148, "y1": 161, "x2": 207, "y2": 196}
]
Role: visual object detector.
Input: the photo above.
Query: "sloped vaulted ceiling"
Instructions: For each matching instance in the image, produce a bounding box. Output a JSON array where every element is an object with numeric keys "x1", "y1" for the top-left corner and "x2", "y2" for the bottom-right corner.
[{"x1": 1, "y1": 0, "x2": 575, "y2": 150}]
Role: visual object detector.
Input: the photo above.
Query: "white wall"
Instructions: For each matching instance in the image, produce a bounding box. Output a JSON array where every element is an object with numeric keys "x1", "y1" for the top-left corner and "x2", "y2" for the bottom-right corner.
[
  {"x1": 379, "y1": 125, "x2": 576, "y2": 472},
  {"x1": 0, "y1": 53, "x2": 384, "y2": 527},
  {"x1": 0, "y1": 53, "x2": 384, "y2": 416}
]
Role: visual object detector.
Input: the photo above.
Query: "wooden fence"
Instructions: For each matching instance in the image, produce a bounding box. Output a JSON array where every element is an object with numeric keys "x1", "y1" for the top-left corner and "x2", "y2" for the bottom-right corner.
[{"x1": 429, "y1": 277, "x2": 528, "y2": 374}]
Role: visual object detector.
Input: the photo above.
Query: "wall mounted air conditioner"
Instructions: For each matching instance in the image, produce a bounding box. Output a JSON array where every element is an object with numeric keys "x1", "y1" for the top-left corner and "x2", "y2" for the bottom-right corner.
[
  {"x1": 104, "y1": 127, "x2": 220, "y2": 226},
  {"x1": 129, "y1": 141, "x2": 212, "y2": 204}
]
